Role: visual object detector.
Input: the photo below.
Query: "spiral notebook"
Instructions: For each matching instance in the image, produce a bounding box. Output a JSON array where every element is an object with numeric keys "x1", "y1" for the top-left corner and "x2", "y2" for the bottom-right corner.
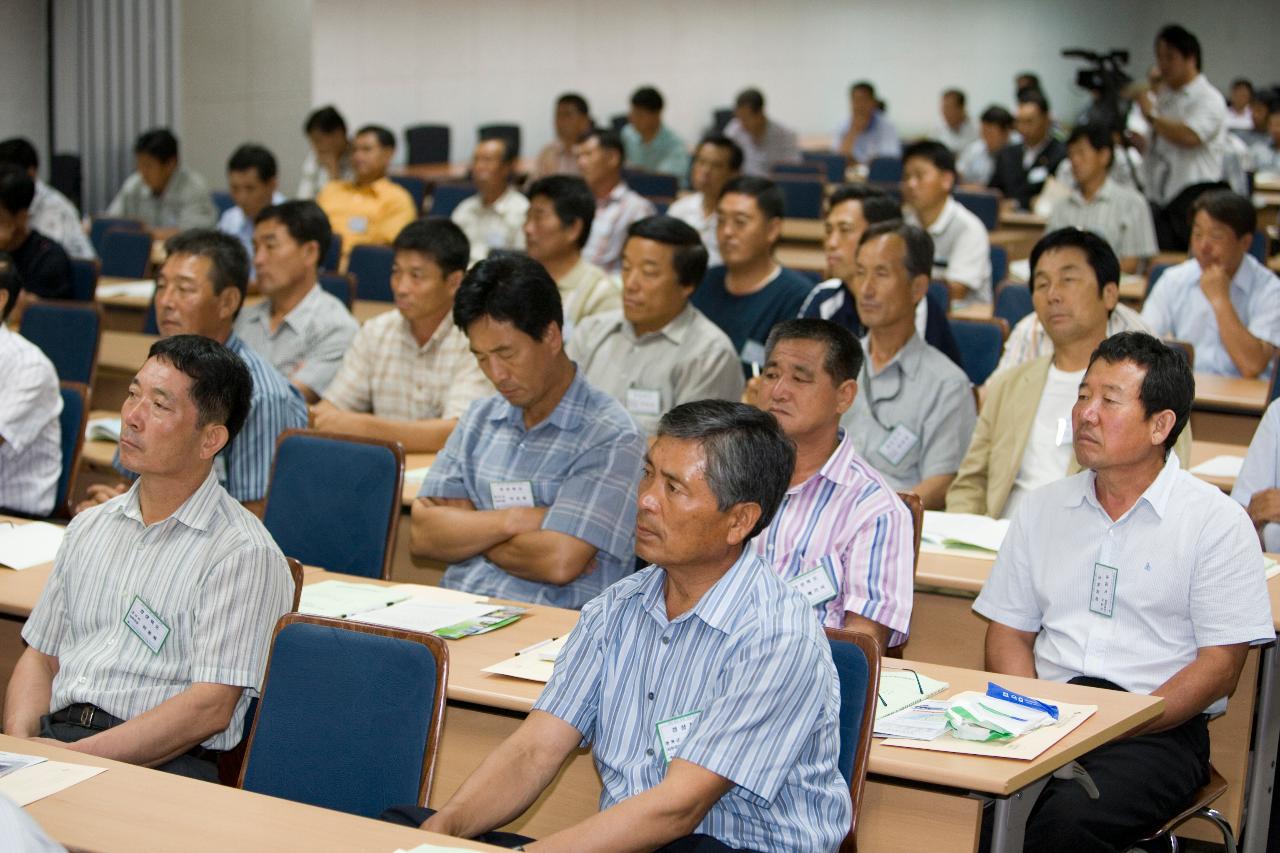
[{"x1": 875, "y1": 668, "x2": 950, "y2": 721}]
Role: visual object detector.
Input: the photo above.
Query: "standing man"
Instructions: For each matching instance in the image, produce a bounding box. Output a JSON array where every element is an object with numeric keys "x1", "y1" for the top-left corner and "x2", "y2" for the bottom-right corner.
[
  {"x1": 217, "y1": 144, "x2": 285, "y2": 273},
  {"x1": 569, "y1": 216, "x2": 743, "y2": 434},
  {"x1": 106, "y1": 128, "x2": 217, "y2": 237},
  {"x1": 0, "y1": 137, "x2": 95, "y2": 259},
  {"x1": 296, "y1": 106, "x2": 354, "y2": 200},
  {"x1": 621, "y1": 86, "x2": 691, "y2": 183},
  {"x1": 974, "y1": 332, "x2": 1274, "y2": 853},
  {"x1": 4, "y1": 334, "x2": 293, "y2": 781},
  {"x1": 523, "y1": 175, "x2": 621, "y2": 328},
  {"x1": 235, "y1": 200, "x2": 358, "y2": 403},
  {"x1": 833, "y1": 81, "x2": 902, "y2": 164},
  {"x1": 575, "y1": 128, "x2": 656, "y2": 275},
  {"x1": 451, "y1": 138, "x2": 529, "y2": 264},
  {"x1": 723, "y1": 88, "x2": 802, "y2": 177},
  {"x1": 411, "y1": 254, "x2": 645, "y2": 608},
  {"x1": 530, "y1": 93, "x2": 592, "y2": 181},
  {"x1": 666, "y1": 134, "x2": 742, "y2": 266},
  {"x1": 989, "y1": 92, "x2": 1067, "y2": 210},
  {"x1": 316, "y1": 125, "x2": 416, "y2": 267},
  {"x1": 0, "y1": 167, "x2": 71, "y2": 304},
  {"x1": 937, "y1": 89, "x2": 978, "y2": 153}
]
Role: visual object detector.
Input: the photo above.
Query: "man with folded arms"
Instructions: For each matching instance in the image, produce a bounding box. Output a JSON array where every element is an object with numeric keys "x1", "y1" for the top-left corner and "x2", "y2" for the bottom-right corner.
[
  {"x1": 974, "y1": 331, "x2": 1274, "y2": 852},
  {"x1": 4, "y1": 335, "x2": 293, "y2": 781},
  {"x1": 396, "y1": 400, "x2": 851, "y2": 852}
]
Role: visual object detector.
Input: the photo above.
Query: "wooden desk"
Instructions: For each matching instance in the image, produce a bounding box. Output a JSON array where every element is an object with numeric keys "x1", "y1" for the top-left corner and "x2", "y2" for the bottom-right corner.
[
  {"x1": 775, "y1": 243, "x2": 825, "y2": 274},
  {"x1": 998, "y1": 209, "x2": 1048, "y2": 229},
  {"x1": 4, "y1": 734, "x2": 502, "y2": 852},
  {"x1": 1192, "y1": 372, "x2": 1269, "y2": 445},
  {"x1": 781, "y1": 218, "x2": 824, "y2": 243},
  {"x1": 1189, "y1": 439, "x2": 1247, "y2": 492},
  {"x1": 95, "y1": 330, "x2": 160, "y2": 411}
]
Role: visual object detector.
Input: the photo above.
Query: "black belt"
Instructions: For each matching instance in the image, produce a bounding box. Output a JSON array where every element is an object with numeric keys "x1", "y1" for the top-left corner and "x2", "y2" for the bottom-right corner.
[{"x1": 50, "y1": 703, "x2": 222, "y2": 762}]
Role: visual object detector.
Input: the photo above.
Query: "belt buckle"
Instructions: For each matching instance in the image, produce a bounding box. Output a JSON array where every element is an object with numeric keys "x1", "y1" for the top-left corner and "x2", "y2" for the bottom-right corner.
[{"x1": 77, "y1": 705, "x2": 95, "y2": 728}]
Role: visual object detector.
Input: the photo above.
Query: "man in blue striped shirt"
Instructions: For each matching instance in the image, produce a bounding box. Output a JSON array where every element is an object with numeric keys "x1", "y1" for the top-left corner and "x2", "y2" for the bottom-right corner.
[{"x1": 407, "y1": 401, "x2": 851, "y2": 852}]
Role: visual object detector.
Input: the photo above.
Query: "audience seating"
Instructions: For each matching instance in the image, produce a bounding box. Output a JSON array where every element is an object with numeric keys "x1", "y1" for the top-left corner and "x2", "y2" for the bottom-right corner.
[
  {"x1": 989, "y1": 245, "x2": 1008, "y2": 287},
  {"x1": 774, "y1": 176, "x2": 824, "y2": 219},
  {"x1": 389, "y1": 174, "x2": 427, "y2": 213},
  {"x1": 928, "y1": 280, "x2": 951, "y2": 313},
  {"x1": 211, "y1": 190, "x2": 235, "y2": 216},
  {"x1": 772, "y1": 163, "x2": 826, "y2": 179},
  {"x1": 404, "y1": 124, "x2": 450, "y2": 165},
  {"x1": 951, "y1": 316, "x2": 1008, "y2": 385},
  {"x1": 238, "y1": 613, "x2": 448, "y2": 818},
  {"x1": 347, "y1": 245, "x2": 396, "y2": 303},
  {"x1": 824, "y1": 627, "x2": 882, "y2": 853},
  {"x1": 89, "y1": 216, "x2": 144, "y2": 257},
  {"x1": 993, "y1": 281, "x2": 1033, "y2": 330},
  {"x1": 1134, "y1": 764, "x2": 1237, "y2": 853},
  {"x1": 318, "y1": 271, "x2": 356, "y2": 310},
  {"x1": 478, "y1": 123, "x2": 521, "y2": 158},
  {"x1": 321, "y1": 233, "x2": 342, "y2": 272},
  {"x1": 428, "y1": 182, "x2": 475, "y2": 217},
  {"x1": 69, "y1": 258, "x2": 99, "y2": 302},
  {"x1": 867, "y1": 156, "x2": 902, "y2": 183},
  {"x1": 99, "y1": 228, "x2": 153, "y2": 279},
  {"x1": 20, "y1": 300, "x2": 102, "y2": 386},
  {"x1": 608, "y1": 114, "x2": 628, "y2": 133},
  {"x1": 711, "y1": 107, "x2": 733, "y2": 134},
  {"x1": 802, "y1": 151, "x2": 847, "y2": 183},
  {"x1": 261, "y1": 428, "x2": 405, "y2": 579},
  {"x1": 954, "y1": 189, "x2": 1000, "y2": 231},
  {"x1": 53, "y1": 381, "x2": 90, "y2": 519},
  {"x1": 1250, "y1": 230, "x2": 1268, "y2": 263},
  {"x1": 623, "y1": 169, "x2": 679, "y2": 201}
]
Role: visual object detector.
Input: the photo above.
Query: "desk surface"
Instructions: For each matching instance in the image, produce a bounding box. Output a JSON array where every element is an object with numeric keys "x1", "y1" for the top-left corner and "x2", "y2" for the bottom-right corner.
[
  {"x1": 5, "y1": 733, "x2": 502, "y2": 852},
  {"x1": 1189, "y1": 439, "x2": 1248, "y2": 491},
  {"x1": 1194, "y1": 372, "x2": 1269, "y2": 414}
]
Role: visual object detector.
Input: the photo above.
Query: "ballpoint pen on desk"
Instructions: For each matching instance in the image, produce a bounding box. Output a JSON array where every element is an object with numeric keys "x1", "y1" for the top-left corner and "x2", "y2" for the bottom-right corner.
[{"x1": 514, "y1": 637, "x2": 559, "y2": 656}]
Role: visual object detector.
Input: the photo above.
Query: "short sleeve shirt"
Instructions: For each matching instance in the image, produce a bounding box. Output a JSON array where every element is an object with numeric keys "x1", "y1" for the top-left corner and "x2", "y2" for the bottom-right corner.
[
  {"x1": 1232, "y1": 398, "x2": 1280, "y2": 551},
  {"x1": 692, "y1": 266, "x2": 813, "y2": 375},
  {"x1": 582, "y1": 183, "x2": 656, "y2": 274},
  {"x1": 1144, "y1": 74, "x2": 1228, "y2": 204},
  {"x1": 234, "y1": 284, "x2": 360, "y2": 395},
  {"x1": 450, "y1": 186, "x2": 530, "y2": 265},
  {"x1": 0, "y1": 325, "x2": 63, "y2": 516},
  {"x1": 906, "y1": 197, "x2": 992, "y2": 306},
  {"x1": 1045, "y1": 178, "x2": 1158, "y2": 262},
  {"x1": 105, "y1": 166, "x2": 218, "y2": 230}
]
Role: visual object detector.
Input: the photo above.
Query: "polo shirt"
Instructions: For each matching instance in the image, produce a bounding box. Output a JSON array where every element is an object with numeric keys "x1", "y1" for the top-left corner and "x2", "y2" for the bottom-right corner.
[
  {"x1": 724, "y1": 118, "x2": 802, "y2": 178},
  {"x1": 582, "y1": 182, "x2": 656, "y2": 274},
  {"x1": 621, "y1": 124, "x2": 691, "y2": 183},
  {"x1": 1232, "y1": 398, "x2": 1280, "y2": 551},
  {"x1": 216, "y1": 191, "x2": 287, "y2": 277},
  {"x1": 0, "y1": 324, "x2": 62, "y2": 516},
  {"x1": 1045, "y1": 178, "x2": 1158, "y2": 262},
  {"x1": 105, "y1": 166, "x2": 218, "y2": 230},
  {"x1": 556, "y1": 257, "x2": 621, "y2": 331},
  {"x1": 665, "y1": 192, "x2": 721, "y2": 266},
  {"x1": 315, "y1": 177, "x2": 417, "y2": 267},
  {"x1": 692, "y1": 265, "x2": 813, "y2": 375},
  {"x1": 233, "y1": 284, "x2": 360, "y2": 395},
  {"x1": 906, "y1": 197, "x2": 992, "y2": 307},
  {"x1": 450, "y1": 185, "x2": 530, "y2": 264},
  {"x1": 10, "y1": 228, "x2": 72, "y2": 300},
  {"x1": 1144, "y1": 74, "x2": 1228, "y2": 204}
]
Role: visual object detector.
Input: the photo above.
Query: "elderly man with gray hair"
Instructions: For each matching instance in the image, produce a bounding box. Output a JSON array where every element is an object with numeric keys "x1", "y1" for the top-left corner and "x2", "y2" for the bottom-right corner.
[{"x1": 394, "y1": 400, "x2": 853, "y2": 852}]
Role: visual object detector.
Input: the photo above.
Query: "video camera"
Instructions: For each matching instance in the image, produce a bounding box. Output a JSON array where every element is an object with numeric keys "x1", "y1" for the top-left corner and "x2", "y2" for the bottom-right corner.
[{"x1": 1062, "y1": 48, "x2": 1133, "y2": 136}]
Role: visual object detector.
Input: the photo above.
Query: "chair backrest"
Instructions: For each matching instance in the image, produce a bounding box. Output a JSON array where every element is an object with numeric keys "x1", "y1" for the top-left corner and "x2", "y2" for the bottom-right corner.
[
  {"x1": 802, "y1": 150, "x2": 848, "y2": 183},
  {"x1": 989, "y1": 244, "x2": 1008, "y2": 287},
  {"x1": 951, "y1": 317, "x2": 1008, "y2": 385},
  {"x1": 927, "y1": 280, "x2": 951, "y2": 313},
  {"x1": 772, "y1": 162, "x2": 826, "y2": 179},
  {"x1": 347, "y1": 245, "x2": 396, "y2": 303},
  {"x1": 993, "y1": 281, "x2": 1033, "y2": 330},
  {"x1": 285, "y1": 556, "x2": 304, "y2": 612},
  {"x1": 144, "y1": 295, "x2": 159, "y2": 335},
  {"x1": 824, "y1": 627, "x2": 882, "y2": 853},
  {"x1": 239, "y1": 613, "x2": 448, "y2": 817},
  {"x1": 20, "y1": 300, "x2": 102, "y2": 386},
  {"x1": 69, "y1": 258, "x2": 99, "y2": 301},
  {"x1": 50, "y1": 153, "x2": 82, "y2": 210},
  {"x1": 478, "y1": 123, "x2": 521, "y2": 158},
  {"x1": 1269, "y1": 355, "x2": 1280, "y2": 404},
  {"x1": 99, "y1": 228, "x2": 153, "y2": 279},
  {"x1": 1250, "y1": 230, "x2": 1268, "y2": 263},
  {"x1": 317, "y1": 272, "x2": 355, "y2": 310},
  {"x1": 1168, "y1": 339, "x2": 1195, "y2": 370},
  {"x1": 867, "y1": 156, "x2": 902, "y2": 183},
  {"x1": 262, "y1": 428, "x2": 405, "y2": 579},
  {"x1": 321, "y1": 233, "x2": 342, "y2": 272},
  {"x1": 954, "y1": 189, "x2": 1000, "y2": 231},
  {"x1": 388, "y1": 175, "x2": 426, "y2": 214},
  {"x1": 609, "y1": 114, "x2": 629, "y2": 133},
  {"x1": 623, "y1": 169, "x2": 679, "y2": 201},
  {"x1": 89, "y1": 216, "x2": 144, "y2": 257},
  {"x1": 774, "y1": 176, "x2": 825, "y2": 219},
  {"x1": 428, "y1": 182, "x2": 476, "y2": 217},
  {"x1": 211, "y1": 190, "x2": 235, "y2": 216},
  {"x1": 1146, "y1": 262, "x2": 1172, "y2": 298},
  {"x1": 55, "y1": 382, "x2": 90, "y2": 519},
  {"x1": 711, "y1": 107, "x2": 734, "y2": 134},
  {"x1": 895, "y1": 492, "x2": 923, "y2": 573},
  {"x1": 404, "y1": 124, "x2": 450, "y2": 165}
]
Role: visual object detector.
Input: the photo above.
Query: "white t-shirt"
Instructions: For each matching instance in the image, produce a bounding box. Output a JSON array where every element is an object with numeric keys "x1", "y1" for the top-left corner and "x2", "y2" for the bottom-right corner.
[
  {"x1": 1003, "y1": 364, "x2": 1085, "y2": 519},
  {"x1": 1144, "y1": 73, "x2": 1227, "y2": 204}
]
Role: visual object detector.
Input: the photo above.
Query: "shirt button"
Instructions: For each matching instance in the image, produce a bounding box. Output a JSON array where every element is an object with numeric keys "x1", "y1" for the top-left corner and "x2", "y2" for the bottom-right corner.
[
  {"x1": 78, "y1": 676, "x2": 87, "y2": 683},
  {"x1": 646, "y1": 748, "x2": 655, "y2": 757},
  {"x1": 107, "y1": 638, "x2": 115, "y2": 646},
  {"x1": 647, "y1": 692, "x2": 655, "y2": 700},
  {"x1": 661, "y1": 637, "x2": 670, "y2": 645}
]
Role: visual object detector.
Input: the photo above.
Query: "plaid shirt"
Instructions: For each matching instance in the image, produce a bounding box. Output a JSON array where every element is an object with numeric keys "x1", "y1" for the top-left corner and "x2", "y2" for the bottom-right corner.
[{"x1": 583, "y1": 182, "x2": 655, "y2": 274}]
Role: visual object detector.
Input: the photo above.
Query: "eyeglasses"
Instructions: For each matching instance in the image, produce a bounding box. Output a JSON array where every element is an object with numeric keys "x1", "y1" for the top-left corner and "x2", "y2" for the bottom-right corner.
[{"x1": 878, "y1": 667, "x2": 924, "y2": 707}]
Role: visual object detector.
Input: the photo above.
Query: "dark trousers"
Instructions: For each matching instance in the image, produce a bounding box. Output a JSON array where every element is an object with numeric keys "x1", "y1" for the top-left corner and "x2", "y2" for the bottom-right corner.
[
  {"x1": 1021, "y1": 678, "x2": 1210, "y2": 853},
  {"x1": 40, "y1": 716, "x2": 220, "y2": 782},
  {"x1": 380, "y1": 805, "x2": 756, "y2": 851}
]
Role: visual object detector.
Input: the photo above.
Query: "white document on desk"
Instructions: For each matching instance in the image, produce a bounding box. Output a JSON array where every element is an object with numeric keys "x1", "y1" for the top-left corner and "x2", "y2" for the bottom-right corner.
[
  {"x1": 883, "y1": 699, "x2": 1096, "y2": 760},
  {"x1": 351, "y1": 600, "x2": 499, "y2": 633},
  {"x1": 1189, "y1": 455, "x2": 1245, "y2": 478},
  {"x1": 482, "y1": 635, "x2": 570, "y2": 683},
  {"x1": 0, "y1": 522, "x2": 66, "y2": 570},
  {"x1": 297, "y1": 580, "x2": 412, "y2": 618},
  {"x1": 921, "y1": 511, "x2": 1009, "y2": 553},
  {"x1": 0, "y1": 756, "x2": 107, "y2": 805},
  {"x1": 96, "y1": 279, "x2": 156, "y2": 299},
  {"x1": 85, "y1": 417, "x2": 122, "y2": 442},
  {"x1": 384, "y1": 584, "x2": 489, "y2": 606}
]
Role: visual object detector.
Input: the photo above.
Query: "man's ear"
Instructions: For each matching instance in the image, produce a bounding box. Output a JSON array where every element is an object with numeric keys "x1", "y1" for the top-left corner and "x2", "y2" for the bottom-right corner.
[
  {"x1": 724, "y1": 501, "x2": 762, "y2": 547},
  {"x1": 199, "y1": 422, "x2": 230, "y2": 460}
]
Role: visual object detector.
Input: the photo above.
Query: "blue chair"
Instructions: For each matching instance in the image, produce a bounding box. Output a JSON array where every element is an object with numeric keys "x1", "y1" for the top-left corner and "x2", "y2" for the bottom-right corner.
[
  {"x1": 711, "y1": 107, "x2": 734, "y2": 134},
  {"x1": 994, "y1": 281, "x2": 1033, "y2": 329},
  {"x1": 478, "y1": 123, "x2": 521, "y2": 158},
  {"x1": 20, "y1": 301, "x2": 102, "y2": 386},
  {"x1": 623, "y1": 169, "x2": 679, "y2": 201},
  {"x1": 867, "y1": 156, "x2": 902, "y2": 183},
  {"x1": 951, "y1": 317, "x2": 1008, "y2": 385},
  {"x1": 1250, "y1": 230, "x2": 1268, "y2": 263},
  {"x1": 1269, "y1": 355, "x2": 1280, "y2": 405},
  {"x1": 775, "y1": 177, "x2": 824, "y2": 219},
  {"x1": 773, "y1": 163, "x2": 826, "y2": 179},
  {"x1": 262, "y1": 428, "x2": 405, "y2": 578},
  {"x1": 89, "y1": 216, "x2": 143, "y2": 257},
  {"x1": 824, "y1": 627, "x2": 882, "y2": 852},
  {"x1": 928, "y1": 280, "x2": 951, "y2": 313},
  {"x1": 69, "y1": 258, "x2": 99, "y2": 301},
  {"x1": 318, "y1": 272, "x2": 355, "y2": 310},
  {"x1": 405, "y1": 124, "x2": 450, "y2": 165},
  {"x1": 51, "y1": 382, "x2": 90, "y2": 519},
  {"x1": 211, "y1": 190, "x2": 235, "y2": 216},
  {"x1": 389, "y1": 174, "x2": 427, "y2": 213},
  {"x1": 321, "y1": 233, "x2": 342, "y2": 273},
  {"x1": 99, "y1": 229, "x2": 152, "y2": 279},
  {"x1": 238, "y1": 613, "x2": 448, "y2": 817},
  {"x1": 144, "y1": 296, "x2": 159, "y2": 335},
  {"x1": 989, "y1": 245, "x2": 1008, "y2": 287},
  {"x1": 1146, "y1": 262, "x2": 1173, "y2": 298},
  {"x1": 428, "y1": 182, "x2": 475, "y2": 217},
  {"x1": 347, "y1": 245, "x2": 396, "y2": 303},
  {"x1": 609, "y1": 114, "x2": 629, "y2": 133},
  {"x1": 955, "y1": 190, "x2": 1000, "y2": 231},
  {"x1": 802, "y1": 151, "x2": 848, "y2": 183}
]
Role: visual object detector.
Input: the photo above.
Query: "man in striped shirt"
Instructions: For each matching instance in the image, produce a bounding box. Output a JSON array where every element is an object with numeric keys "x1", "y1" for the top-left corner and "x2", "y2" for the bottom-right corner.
[
  {"x1": 754, "y1": 319, "x2": 914, "y2": 649},
  {"x1": 4, "y1": 335, "x2": 293, "y2": 781},
  {"x1": 406, "y1": 401, "x2": 851, "y2": 851}
]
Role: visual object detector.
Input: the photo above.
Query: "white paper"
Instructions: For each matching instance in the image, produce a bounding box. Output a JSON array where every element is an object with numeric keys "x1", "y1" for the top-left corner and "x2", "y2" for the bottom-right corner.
[
  {"x1": 482, "y1": 653, "x2": 556, "y2": 683},
  {"x1": 384, "y1": 584, "x2": 488, "y2": 605},
  {"x1": 874, "y1": 700, "x2": 950, "y2": 740},
  {"x1": 404, "y1": 466, "x2": 432, "y2": 482},
  {"x1": 0, "y1": 522, "x2": 66, "y2": 570},
  {"x1": 96, "y1": 280, "x2": 156, "y2": 299},
  {"x1": 921, "y1": 511, "x2": 1010, "y2": 553},
  {"x1": 297, "y1": 580, "x2": 412, "y2": 618},
  {"x1": 0, "y1": 759, "x2": 107, "y2": 806},
  {"x1": 1265, "y1": 557, "x2": 1279, "y2": 580},
  {"x1": 86, "y1": 417, "x2": 122, "y2": 442},
  {"x1": 1189, "y1": 455, "x2": 1244, "y2": 478},
  {"x1": 0, "y1": 751, "x2": 46, "y2": 779},
  {"x1": 351, "y1": 600, "x2": 499, "y2": 633},
  {"x1": 884, "y1": 701, "x2": 1096, "y2": 761},
  {"x1": 1009, "y1": 258, "x2": 1030, "y2": 282}
]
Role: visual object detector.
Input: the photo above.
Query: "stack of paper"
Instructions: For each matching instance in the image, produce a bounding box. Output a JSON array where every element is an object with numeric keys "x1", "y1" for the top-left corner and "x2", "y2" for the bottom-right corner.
[
  {"x1": 1189, "y1": 455, "x2": 1245, "y2": 478},
  {"x1": 1265, "y1": 556, "x2": 1280, "y2": 580},
  {"x1": 874, "y1": 700, "x2": 949, "y2": 740},
  {"x1": 883, "y1": 700, "x2": 1096, "y2": 761},
  {"x1": 86, "y1": 417, "x2": 122, "y2": 442},
  {"x1": 0, "y1": 752, "x2": 106, "y2": 806},
  {"x1": 96, "y1": 279, "x2": 156, "y2": 299},
  {"x1": 297, "y1": 580, "x2": 412, "y2": 618},
  {"x1": 0, "y1": 522, "x2": 66, "y2": 570},
  {"x1": 875, "y1": 669, "x2": 949, "y2": 720},
  {"x1": 921, "y1": 511, "x2": 1010, "y2": 554},
  {"x1": 481, "y1": 635, "x2": 570, "y2": 683},
  {"x1": 352, "y1": 600, "x2": 500, "y2": 633}
]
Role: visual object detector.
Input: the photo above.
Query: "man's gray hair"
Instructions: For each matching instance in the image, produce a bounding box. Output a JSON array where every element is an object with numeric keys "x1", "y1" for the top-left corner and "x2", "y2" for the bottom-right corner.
[
  {"x1": 655, "y1": 400, "x2": 795, "y2": 540},
  {"x1": 858, "y1": 220, "x2": 935, "y2": 281}
]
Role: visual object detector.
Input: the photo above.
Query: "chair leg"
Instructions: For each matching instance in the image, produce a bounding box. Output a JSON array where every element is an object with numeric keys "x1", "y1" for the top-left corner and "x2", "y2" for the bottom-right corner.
[{"x1": 1197, "y1": 807, "x2": 1237, "y2": 853}]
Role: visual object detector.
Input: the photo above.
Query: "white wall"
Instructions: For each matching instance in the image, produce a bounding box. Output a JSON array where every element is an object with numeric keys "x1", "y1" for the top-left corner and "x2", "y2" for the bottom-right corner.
[
  {"x1": 0, "y1": 3, "x2": 49, "y2": 171},
  {"x1": 1131, "y1": 1, "x2": 1279, "y2": 94}
]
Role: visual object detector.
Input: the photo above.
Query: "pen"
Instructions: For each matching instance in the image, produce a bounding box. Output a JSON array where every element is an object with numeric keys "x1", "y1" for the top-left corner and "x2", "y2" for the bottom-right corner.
[{"x1": 515, "y1": 637, "x2": 559, "y2": 656}]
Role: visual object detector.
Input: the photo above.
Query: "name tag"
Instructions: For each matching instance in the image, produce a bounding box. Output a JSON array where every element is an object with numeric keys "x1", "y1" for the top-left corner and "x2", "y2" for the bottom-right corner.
[
  {"x1": 626, "y1": 387, "x2": 663, "y2": 417},
  {"x1": 656, "y1": 710, "x2": 703, "y2": 763},
  {"x1": 347, "y1": 215, "x2": 369, "y2": 234},
  {"x1": 789, "y1": 559, "x2": 840, "y2": 606},
  {"x1": 1027, "y1": 166, "x2": 1048, "y2": 184},
  {"x1": 123, "y1": 596, "x2": 170, "y2": 655},
  {"x1": 1089, "y1": 562, "x2": 1118, "y2": 617},
  {"x1": 490, "y1": 480, "x2": 535, "y2": 510},
  {"x1": 740, "y1": 339, "x2": 766, "y2": 368},
  {"x1": 877, "y1": 424, "x2": 919, "y2": 467}
]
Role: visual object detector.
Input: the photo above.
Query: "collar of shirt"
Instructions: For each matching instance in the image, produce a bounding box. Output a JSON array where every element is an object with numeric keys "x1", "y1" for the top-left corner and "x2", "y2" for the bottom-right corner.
[
  {"x1": 477, "y1": 185, "x2": 522, "y2": 213},
  {"x1": 395, "y1": 310, "x2": 455, "y2": 354},
  {"x1": 923, "y1": 197, "x2": 959, "y2": 236},
  {"x1": 1069, "y1": 176, "x2": 1119, "y2": 206},
  {"x1": 863, "y1": 331, "x2": 926, "y2": 382},
  {"x1": 620, "y1": 547, "x2": 764, "y2": 635},
  {"x1": 620, "y1": 302, "x2": 698, "y2": 346},
  {"x1": 108, "y1": 466, "x2": 224, "y2": 533},
  {"x1": 801, "y1": 428, "x2": 864, "y2": 490},
  {"x1": 485, "y1": 367, "x2": 591, "y2": 434},
  {"x1": 1066, "y1": 452, "x2": 1180, "y2": 520},
  {"x1": 1022, "y1": 138, "x2": 1050, "y2": 166}
]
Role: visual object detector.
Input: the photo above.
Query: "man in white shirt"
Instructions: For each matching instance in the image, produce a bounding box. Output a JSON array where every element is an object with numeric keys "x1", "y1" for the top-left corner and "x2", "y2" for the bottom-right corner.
[
  {"x1": 451, "y1": 138, "x2": 529, "y2": 264},
  {"x1": 902, "y1": 139, "x2": 991, "y2": 307},
  {"x1": 0, "y1": 138, "x2": 94, "y2": 260},
  {"x1": 217, "y1": 144, "x2": 285, "y2": 276},
  {"x1": 937, "y1": 89, "x2": 978, "y2": 154},
  {"x1": 666, "y1": 134, "x2": 742, "y2": 267},
  {"x1": 974, "y1": 330, "x2": 1274, "y2": 852}
]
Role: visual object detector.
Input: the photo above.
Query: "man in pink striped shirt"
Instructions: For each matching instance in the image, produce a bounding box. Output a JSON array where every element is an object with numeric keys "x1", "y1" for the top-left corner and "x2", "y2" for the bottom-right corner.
[{"x1": 753, "y1": 318, "x2": 915, "y2": 648}]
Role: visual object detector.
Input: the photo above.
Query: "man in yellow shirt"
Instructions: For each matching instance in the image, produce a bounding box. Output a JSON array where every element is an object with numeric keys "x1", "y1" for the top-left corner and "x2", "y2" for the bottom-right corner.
[{"x1": 316, "y1": 125, "x2": 416, "y2": 268}]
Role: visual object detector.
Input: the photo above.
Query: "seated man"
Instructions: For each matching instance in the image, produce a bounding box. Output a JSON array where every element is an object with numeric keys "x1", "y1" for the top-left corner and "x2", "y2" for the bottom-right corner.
[
  {"x1": 402, "y1": 400, "x2": 851, "y2": 852},
  {"x1": 755, "y1": 319, "x2": 914, "y2": 648},
  {"x1": 1233, "y1": 396, "x2": 1280, "y2": 551},
  {"x1": 1248, "y1": 107, "x2": 1280, "y2": 174},
  {"x1": 1141, "y1": 189, "x2": 1280, "y2": 378},
  {"x1": 530, "y1": 92, "x2": 592, "y2": 181},
  {"x1": 989, "y1": 91, "x2": 1066, "y2": 210},
  {"x1": 956, "y1": 105, "x2": 1014, "y2": 187},
  {"x1": 575, "y1": 128, "x2": 656, "y2": 274},
  {"x1": 0, "y1": 167, "x2": 71, "y2": 305},
  {"x1": 937, "y1": 88, "x2": 978, "y2": 154},
  {"x1": 106, "y1": 128, "x2": 217, "y2": 237},
  {"x1": 315, "y1": 218, "x2": 490, "y2": 451},
  {"x1": 80, "y1": 230, "x2": 308, "y2": 514},
  {"x1": 217, "y1": 144, "x2": 285, "y2": 274},
  {"x1": 316, "y1": 124, "x2": 416, "y2": 268},
  {"x1": 723, "y1": 87, "x2": 802, "y2": 177},
  {"x1": 523, "y1": 175, "x2": 620, "y2": 328},
  {"x1": 411, "y1": 254, "x2": 645, "y2": 608},
  {"x1": 1046, "y1": 125, "x2": 1157, "y2": 274},
  {"x1": 902, "y1": 139, "x2": 992, "y2": 307},
  {"x1": 296, "y1": 105, "x2": 353, "y2": 199},
  {"x1": 568, "y1": 216, "x2": 743, "y2": 434},
  {"x1": 833, "y1": 80, "x2": 902, "y2": 164},
  {"x1": 235, "y1": 200, "x2": 358, "y2": 402},
  {"x1": 3, "y1": 334, "x2": 293, "y2": 781},
  {"x1": 950, "y1": 229, "x2": 1190, "y2": 519},
  {"x1": 692, "y1": 175, "x2": 813, "y2": 375},
  {"x1": 666, "y1": 134, "x2": 742, "y2": 266},
  {"x1": 800, "y1": 184, "x2": 962, "y2": 367},
  {"x1": 0, "y1": 254, "x2": 62, "y2": 517},
  {"x1": 974, "y1": 331, "x2": 1274, "y2": 853},
  {"x1": 451, "y1": 137, "x2": 529, "y2": 264},
  {"x1": 0, "y1": 137, "x2": 95, "y2": 259},
  {"x1": 621, "y1": 86, "x2": 690, "y2": 182},
  {"x1": 842, "y1": 222, "x2": 976, "y2": 509}
]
